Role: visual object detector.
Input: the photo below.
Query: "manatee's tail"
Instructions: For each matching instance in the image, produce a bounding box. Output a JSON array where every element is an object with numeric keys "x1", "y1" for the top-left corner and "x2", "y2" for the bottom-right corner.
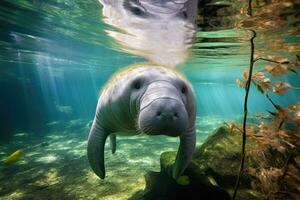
[
  {"x1": 87, "y1": 120, "x2": 108, "y2": 179},
  {"x1": 172, "y1": 126, "x2": 196, "y2": 179}
]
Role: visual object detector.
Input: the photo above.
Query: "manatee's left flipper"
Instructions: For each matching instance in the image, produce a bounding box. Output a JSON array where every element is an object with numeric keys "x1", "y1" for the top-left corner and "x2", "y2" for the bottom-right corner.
[
  {"x1": 109, "y1": 134, "x2": 116, "y2": 154},
  {"x1": 172, "y1": 126, "x2": 196, "y2": 180},
  {"x1": 87, "y1": 121, "x2": 109, "y2": 179}
]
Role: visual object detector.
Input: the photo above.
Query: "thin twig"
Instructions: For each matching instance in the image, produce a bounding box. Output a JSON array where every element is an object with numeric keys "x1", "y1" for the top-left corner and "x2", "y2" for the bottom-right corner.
[
  {"x1": 232, "y1": 29, "x2": 256, "y2": 200},
  {"x1": 247, "y1": 0, "x2": 253, "y2": 16},
  {"x1": 253, "y1": 57, "x2": 290, "y2": 64},
  {"x1": 278, "y1": 120, "x2": 285, "y2": 130},
  {"x1": 265, "y1": 93, "x2": 285, "y2": 130},
  {"x1": 280, "y1": 154, "x2": 293, "y2": 181},
  {"x1": 274, "y1": 154, "x2": 295, "y2": 198},
  {"x1": 266, "y1": 92, "x2": 280, "y2": 110},
  {"x1": 232, "y1": 0, "x2": 255, "y2": 197}
]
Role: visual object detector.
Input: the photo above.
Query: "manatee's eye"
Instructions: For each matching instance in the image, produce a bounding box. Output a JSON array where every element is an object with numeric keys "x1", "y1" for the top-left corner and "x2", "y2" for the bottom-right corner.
[
  {"x1": 133, "y1": 79, "x2": 142, "y2": 89},
  {"x1": 182, "y1": 11, "x2": 188, "y2": 19},
  {"x1": 181, "y1": 85, "x2": 187, "y2": 94},
  {"x1": 124, "y1": 0, "x2": 146, "y2": 16},
  {"x1": 130, "y1": 6, "x2": 144, "y2": 15}
]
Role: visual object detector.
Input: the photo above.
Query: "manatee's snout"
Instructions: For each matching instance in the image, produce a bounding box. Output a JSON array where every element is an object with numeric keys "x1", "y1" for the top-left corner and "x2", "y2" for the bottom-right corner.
[
  {"x1": 138, "y1": 82, "x2": 188, "y2": 136},
  {"x1": 145, "y1": 98, "x2": 188, "y2": 136}
]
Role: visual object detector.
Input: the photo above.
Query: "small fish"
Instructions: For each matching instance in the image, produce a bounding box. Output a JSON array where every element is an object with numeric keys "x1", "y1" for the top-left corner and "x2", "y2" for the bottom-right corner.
[{"x1": 4, "y1": 149, "x2": 23, "y2": 165}]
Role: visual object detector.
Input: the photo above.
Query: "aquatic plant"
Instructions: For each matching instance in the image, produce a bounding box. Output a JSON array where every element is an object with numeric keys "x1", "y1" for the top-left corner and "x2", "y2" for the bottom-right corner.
[
  {"x1": 236, "y1": 52, "x2": 300, "y2": 199},
  {"x1": 232, "y1": 0, "x2": 300, "y2": 199}
]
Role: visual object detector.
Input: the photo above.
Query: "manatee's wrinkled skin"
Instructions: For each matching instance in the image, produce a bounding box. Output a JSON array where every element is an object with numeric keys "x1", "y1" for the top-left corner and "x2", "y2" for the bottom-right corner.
[
  {"x1": 99, "y1": 0, "x2": 198, "y2": 67},
  {"x1": 87, "y1": 64, "x2": 196, "y2": 180}
]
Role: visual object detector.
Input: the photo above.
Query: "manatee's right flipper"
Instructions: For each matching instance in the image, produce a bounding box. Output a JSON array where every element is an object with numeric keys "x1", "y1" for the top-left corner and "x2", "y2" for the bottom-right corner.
[
  {"x1": 172, "y1": 126, "x2": 196, "y2": 180},
  {"x1": 109, "y1": 134, "x2": 116, "y2": 154},
  {"x1": 87, "y1": 120, "x2": 109, "y2": 179}
]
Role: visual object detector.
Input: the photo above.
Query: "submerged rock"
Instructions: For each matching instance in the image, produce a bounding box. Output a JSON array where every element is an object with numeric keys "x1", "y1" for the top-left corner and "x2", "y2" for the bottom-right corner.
[
  {"x1": 130, "y1": 126, "x2": 263, "y2": 200},
  {"x1": 129, "y1": 170, "x2": 231, "y2": 200},
  {"x1": 190, "y1": 126, "x2": 263, "y2": 199}
]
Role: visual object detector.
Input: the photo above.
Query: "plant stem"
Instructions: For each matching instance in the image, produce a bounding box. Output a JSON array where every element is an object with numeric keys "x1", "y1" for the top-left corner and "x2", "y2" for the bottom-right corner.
[
  {"x1": 232, "y1": 1, "x2": 254, "y2": 199},
  {"x1": 253, "y1": 57, "x2": 290, "y2": 64},
  {"x1": 247, "y1": 0, "x2": 253, "y2": 16},
  {"x1": 266, "y1": 93, "x2": 280, "y2": 110},
  {"x1": 280, "y1": 154, "x2": 293, "y2": 180},
  {"x1": 232, "y1": 30, "x2": 256, "y2": 200}
]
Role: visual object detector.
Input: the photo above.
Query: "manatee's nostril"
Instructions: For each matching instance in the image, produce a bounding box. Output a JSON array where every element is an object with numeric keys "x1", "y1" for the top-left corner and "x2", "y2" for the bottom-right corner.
[
  {"x1": 156, "y1": 111, "x2": 162, "y2": 116},
  {"x1": 174, "y1": 112, "x2": 178, "y2": 117}
]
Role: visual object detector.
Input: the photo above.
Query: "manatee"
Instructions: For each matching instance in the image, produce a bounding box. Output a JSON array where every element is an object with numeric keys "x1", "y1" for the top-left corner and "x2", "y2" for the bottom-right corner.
[{"x1": 87, "y1": 64, "x2": 196, "y2": 180}]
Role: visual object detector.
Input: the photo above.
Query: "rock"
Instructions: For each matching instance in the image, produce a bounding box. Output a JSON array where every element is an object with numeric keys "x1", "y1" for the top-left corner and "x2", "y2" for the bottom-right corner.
[
  {"x1": 129, "y1": 171, "x2": 231, "y2": 200},
  {"x1": 192, "y1": 126, "x2": 253, "y2": 187},
  {"x1": 130, "y1": 126, "x2": 264, "y2": 200}
]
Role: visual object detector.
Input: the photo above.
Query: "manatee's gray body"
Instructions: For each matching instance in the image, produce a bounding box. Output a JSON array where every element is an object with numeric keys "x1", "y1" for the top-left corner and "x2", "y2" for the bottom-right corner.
[{"x1": 87, "y1": 64, "x2": 196, "y2": 179}]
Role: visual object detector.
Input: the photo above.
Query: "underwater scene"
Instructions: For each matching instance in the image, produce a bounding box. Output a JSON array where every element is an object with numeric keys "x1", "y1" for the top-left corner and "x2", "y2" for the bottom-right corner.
[{"x1": 0, "y1": 0, "x2": 300, "y2": 199}]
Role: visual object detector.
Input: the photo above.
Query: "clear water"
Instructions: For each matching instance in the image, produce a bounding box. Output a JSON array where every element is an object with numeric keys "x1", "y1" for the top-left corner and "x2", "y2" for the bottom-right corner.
[{"x1": 0, "y1": 0, "x2": 299, "y2": 199}]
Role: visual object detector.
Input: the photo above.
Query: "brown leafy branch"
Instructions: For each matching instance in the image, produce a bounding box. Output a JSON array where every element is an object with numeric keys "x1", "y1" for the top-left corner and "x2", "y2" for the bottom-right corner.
[
  {"x1": 235, "y1": 52, "x2": 300, "y2": 200},
  {"x1": 233, "y1": 1, "x2": 299, "y2": 199}
]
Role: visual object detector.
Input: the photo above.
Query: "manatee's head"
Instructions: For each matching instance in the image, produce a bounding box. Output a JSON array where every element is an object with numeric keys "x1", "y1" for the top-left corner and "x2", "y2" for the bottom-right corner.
[
  {"x1": 127, "y1": 66, "x2": 194, "y2": 137},
  {"x1": 138, "y1": 81, "x2": 189, "y2": 137}
]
